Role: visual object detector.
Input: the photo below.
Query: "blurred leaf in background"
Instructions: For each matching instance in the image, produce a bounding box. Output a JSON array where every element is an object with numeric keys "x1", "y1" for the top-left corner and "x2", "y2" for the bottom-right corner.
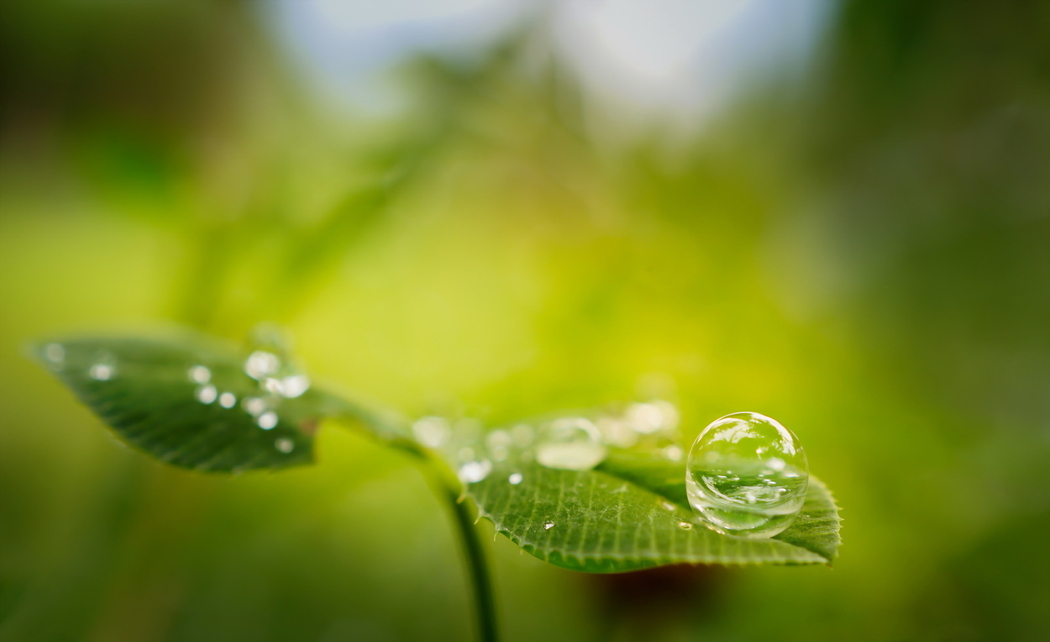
[{"x1": 0, "y1": 1, "x2": 1047, "y2": 641}]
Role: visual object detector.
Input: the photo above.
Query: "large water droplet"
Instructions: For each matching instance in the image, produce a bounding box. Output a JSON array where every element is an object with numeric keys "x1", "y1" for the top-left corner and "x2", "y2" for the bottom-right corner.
[
  {"x1": 686, "y1": 411, "x2": 809, "y2": 539},
  {"x1": 536, "y1": 418, "x2": 606, "y2": 471}
]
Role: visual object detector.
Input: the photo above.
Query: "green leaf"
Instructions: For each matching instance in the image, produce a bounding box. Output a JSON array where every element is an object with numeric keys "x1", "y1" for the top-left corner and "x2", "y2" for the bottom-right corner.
[
  {"x1": 33, "y1": 329, "x2": 842, "y2": 571},
  {"x1": 32, "y1": 334, "x2": 341, "y2": 472},
  {"x1": 455, "y1": 445, "x2": 841, "y2": 571}
]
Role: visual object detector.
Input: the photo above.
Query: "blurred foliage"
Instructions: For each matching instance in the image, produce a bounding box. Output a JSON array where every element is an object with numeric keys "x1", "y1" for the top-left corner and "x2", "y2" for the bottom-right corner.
[{"x1": 0, "y1": 1, "x2": 1047, "y2": 641}]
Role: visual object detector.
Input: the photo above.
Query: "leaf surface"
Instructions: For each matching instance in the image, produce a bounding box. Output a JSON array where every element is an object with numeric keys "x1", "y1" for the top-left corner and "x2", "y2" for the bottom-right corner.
[
  {"x1": 34, "y1": 334, "x2": 340, "y2": 472},
  {"x1": 455, "y1": 445, "x2": 840, "y2": 571}
]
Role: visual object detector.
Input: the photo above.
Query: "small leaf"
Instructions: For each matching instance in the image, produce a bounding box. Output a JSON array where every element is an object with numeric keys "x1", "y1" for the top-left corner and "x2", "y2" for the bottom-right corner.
[
  {"x1": 33, "y1": 334, "x2": 338, "y2": 472},
  {"x1": 451, "y1": 440, "x2": 841, "y2": 571}
]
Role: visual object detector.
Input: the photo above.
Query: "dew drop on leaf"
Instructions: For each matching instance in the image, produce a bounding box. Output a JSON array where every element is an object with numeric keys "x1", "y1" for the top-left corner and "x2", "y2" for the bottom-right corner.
[
  {"x1": 218, "y1": 392, "x2": 237, "y2": 409},
  {"x1": 686, "y1": 411, "x2": 809, "y2": 539},
  {"x1": 275, "y1": 438, "x2": 294, "y2": 454},
  {"x1": 536, "y1": 417, "x2": 606, "y2": 471},
  {"x1": 458, "y1": 459, "x2": 492, "y2": 484},
  {"x1": 508, "y1": 472, "x2": 523, "y2": 485},
  {"x1": 195, "y1": 384, "x2": 217, "y2": 404},
  {"x1": 242, "y1": 397, "x2": 267, "y2": 416},
  {"x1": 245, "y1": 351, "x2": 280, "y2": 380},
  {"x1": 510, "y1": 423, "x2": 534, "y2": 447},
  {"x1": 188, "y1": 365, "x2": 211, "y2": 384},
  {"x1": 44, "y1": 343, "x2": 65, "y2": 369},
  {"x1": 543, "y1": 521, "x2": 555, "y2": 530},
  {"x1": 412, "y1": 416, "x2": 450, "y2": 448},
  {"x1": 257, "y1": 411, "x2": 278, "y2": 430},
  {"x1": 89, "y1": 362, "x2": 115, "y2": 381}
]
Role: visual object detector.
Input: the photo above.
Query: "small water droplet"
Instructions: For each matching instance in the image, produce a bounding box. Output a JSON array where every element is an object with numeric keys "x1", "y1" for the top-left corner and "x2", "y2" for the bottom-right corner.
[
  {"x1": 219, "y1": 392, "x2": 237, "y2": 409},
  {"x1": 626, "y1": 402, "x2": 665, "y2": 434},
  {"x1": 543, "y1": 521, "x2": 555, "y2": 530},
  {"x1": 279, "y1": 374, "x2": 310, "y2": 398},
  {"x1": 412, "y1": 416, "x2": 451, "y2": 448},
  {"x1": 536, "y1": 417, "x2": 606, "y2": 471},
  {"x1": 511, "y1": 423, "x2": 534, "y2": 447},
  {"x1": 275, "y1": 438, "x2": 294, "y2": 453},
  {"x1": 686, "y1": 411, "x2": 809, "y2": 539},
  {"x1": 262, "y1": 377, "x2": 283, "y2": 395},
  {"x1": 44, "y1": 343, "x2": 65, "y2": 367},
  {"x1": 245, "y1": 351, "x2": 280, "y2": 380},
  {"x1": 663, "y1": 445, "x2": 684, "y2": 461},
  {"x1": 242, "y1": 397, "x2": 267, "y2": 416},
  {"x1": 196, "y1": 384, "x2": 217, "y2": 404},
  {"x1": 596, "y1": 416, "x2": 638, "y2": 448},
  {"x1": 89, "y1": 363, "x2": 114, "y2": 381},
  {"x1": 486, "y1": 430, "x2": 512, "y2": 461},
  {"x1": 508, "y1": 473, "x2": 523, "y2": 485},
  {"x1": 458, "y1": 460, "x2": 492, "y2": 484},
  {"x1": 660, "y1": 500, "x2": 676, "y2": 511},
  {"x1": 677, "y1": 521, "x2": 693, "y2": 530},
  {"x1": 189, "y1": 365, "x2": 211, "y2": 384},
  {"x1": 257, "y1": 411, "x2": 278, "y2": 430}
]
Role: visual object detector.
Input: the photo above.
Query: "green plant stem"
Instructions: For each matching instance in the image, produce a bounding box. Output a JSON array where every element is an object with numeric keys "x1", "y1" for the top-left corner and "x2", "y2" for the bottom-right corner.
[
  {"x1": 332, "y1": 406, "x2": 499, "y2": 642},
  {"x1": 423, "y1": 460, "x2": 500, "y2": 642}
]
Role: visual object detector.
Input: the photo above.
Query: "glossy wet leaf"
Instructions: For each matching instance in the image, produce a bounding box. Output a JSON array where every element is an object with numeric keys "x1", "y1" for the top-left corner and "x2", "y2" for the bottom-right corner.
[
  {"x1": 34, "y1": 330, "x2": 841, "y2": 571},
  {"x1": 33, "y1": 334, "x2": 343, "y2": 472},
  {"x1": 459, "y1": 449, "x2": 840, "y2": 571}
]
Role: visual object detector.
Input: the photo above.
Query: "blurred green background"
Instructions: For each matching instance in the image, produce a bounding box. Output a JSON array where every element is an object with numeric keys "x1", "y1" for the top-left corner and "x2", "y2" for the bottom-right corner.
[{"x1": 1, "y1": 1, "x2": 1047, "y2": 641}]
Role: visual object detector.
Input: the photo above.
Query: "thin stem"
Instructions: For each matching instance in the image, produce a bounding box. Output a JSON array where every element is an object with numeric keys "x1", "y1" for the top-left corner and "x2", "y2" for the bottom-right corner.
[
  {"x1": 331, "y1": 407, "x2": 499, "y2": 642},
  {"x1": 423, "y1": 462, "x2": 500, "y2": 642}
]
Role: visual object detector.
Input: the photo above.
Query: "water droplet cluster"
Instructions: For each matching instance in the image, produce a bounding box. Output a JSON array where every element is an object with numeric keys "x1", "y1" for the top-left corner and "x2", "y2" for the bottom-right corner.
[{"x1": 686, "y1": 411, "x2": 808, "y2": 539}]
